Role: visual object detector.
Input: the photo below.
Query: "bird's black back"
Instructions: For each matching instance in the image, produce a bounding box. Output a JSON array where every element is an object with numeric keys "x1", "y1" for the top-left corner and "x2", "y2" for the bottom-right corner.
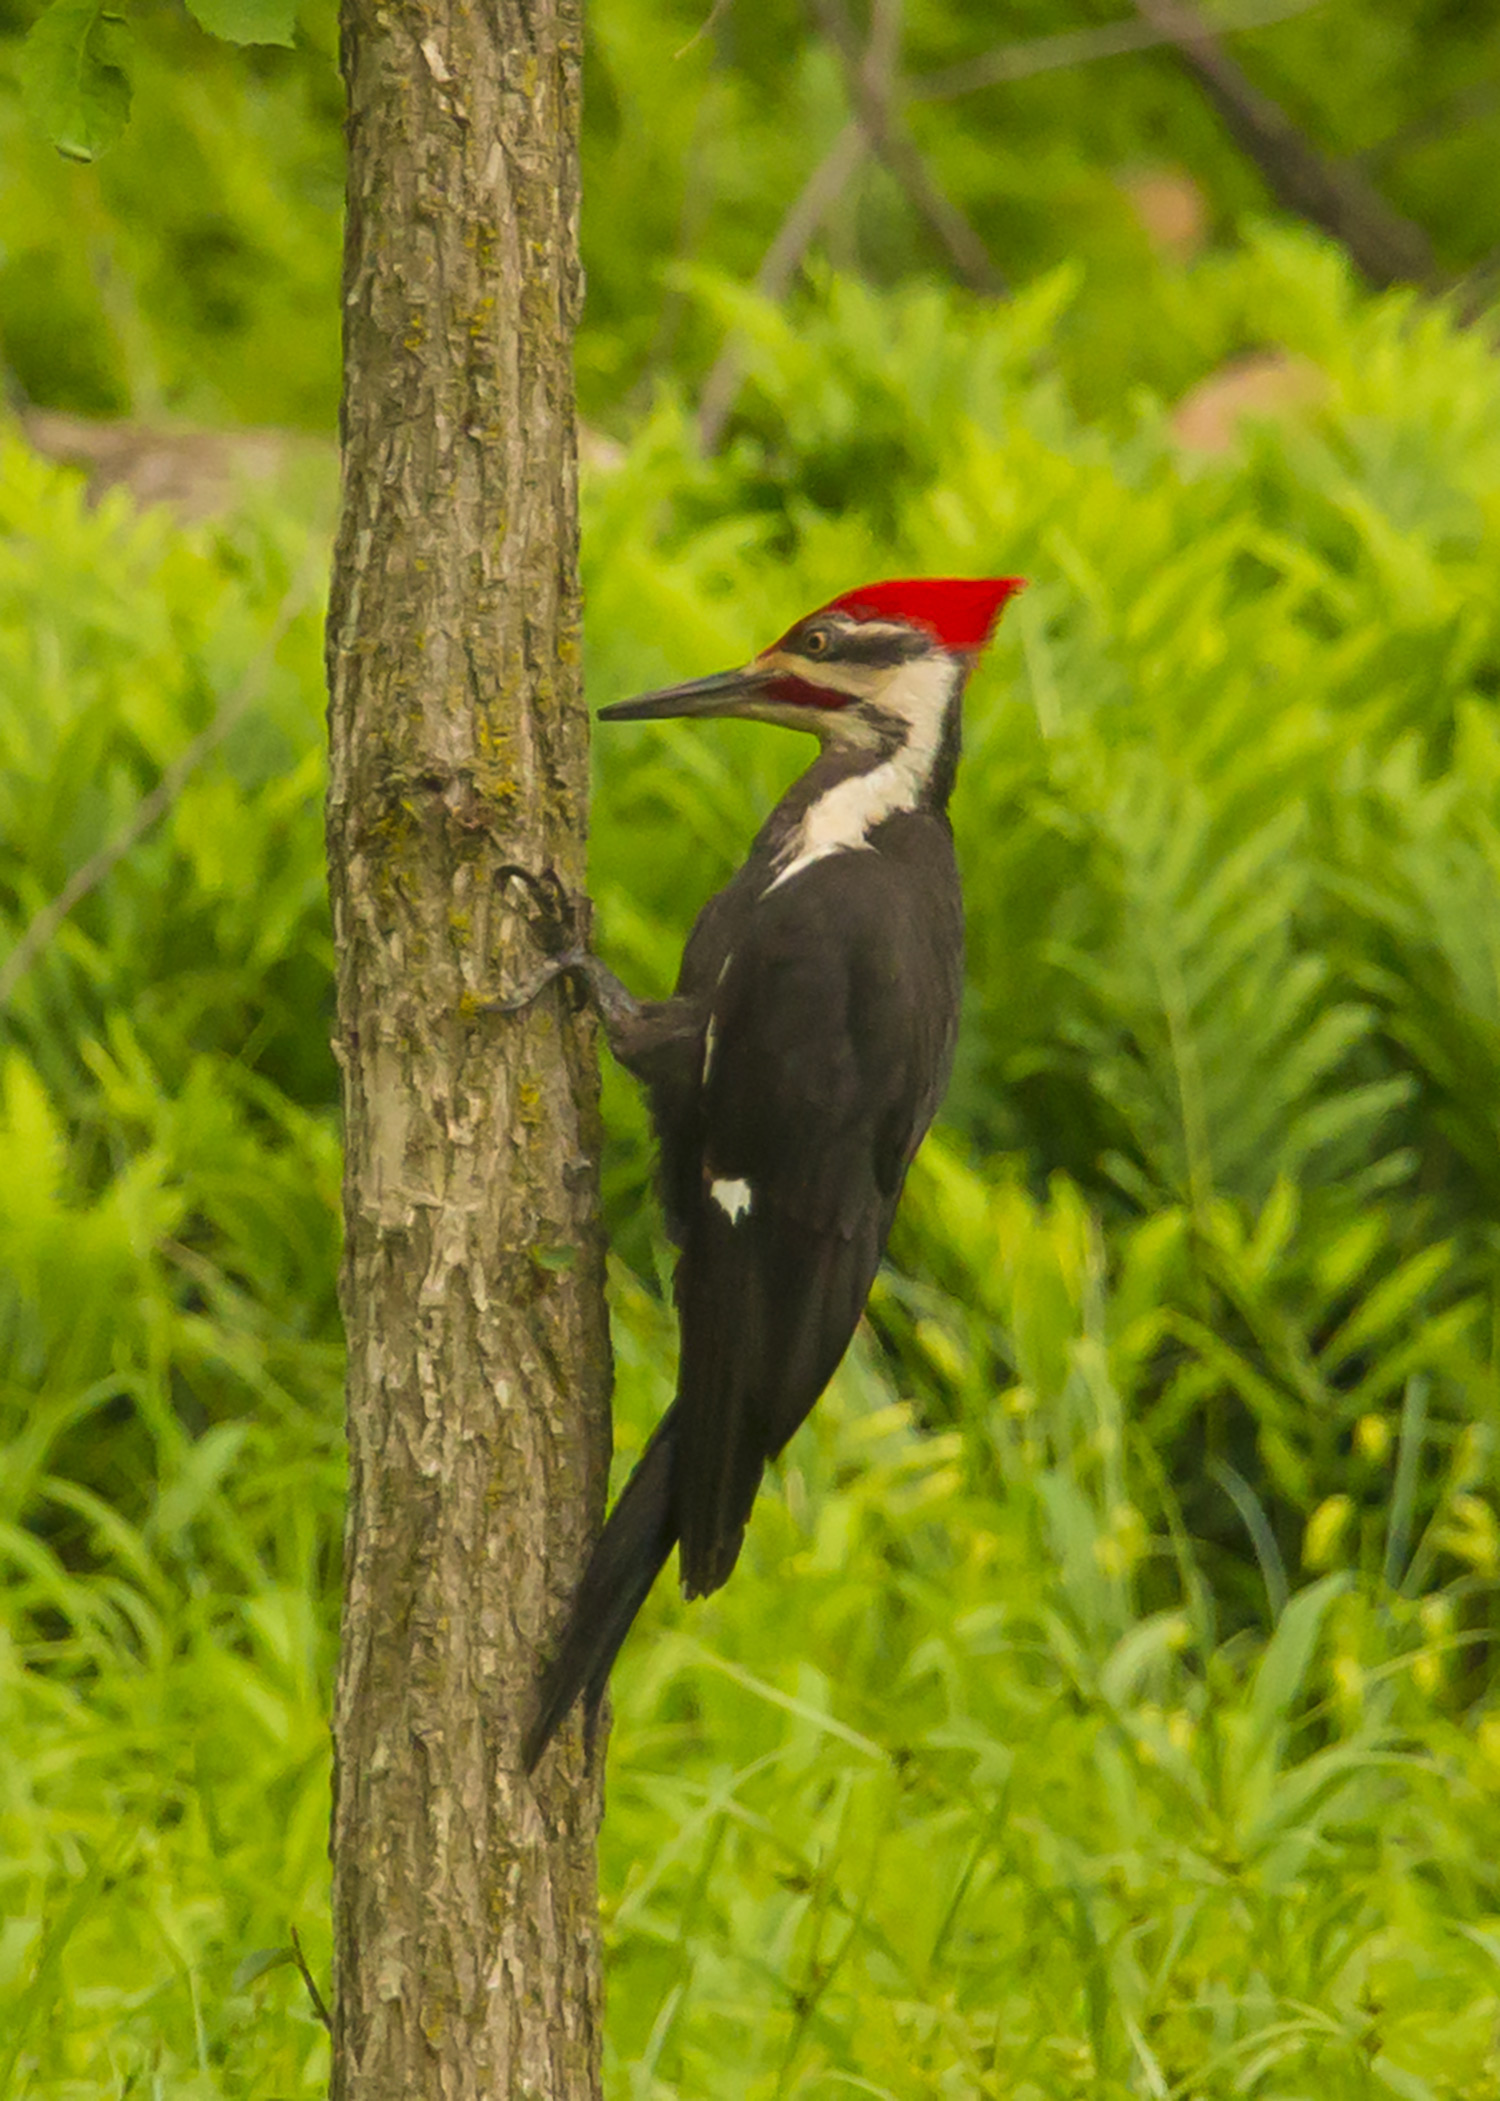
[
  {"x1": 666, "y1": 809, "x2": 962, "y2": 1594},
  {"x1": 523, "y1": 761, "x2": 964, "y2": 1767}
]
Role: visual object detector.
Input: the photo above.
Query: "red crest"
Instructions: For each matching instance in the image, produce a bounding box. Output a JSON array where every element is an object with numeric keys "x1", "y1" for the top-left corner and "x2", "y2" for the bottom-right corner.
[{"x1": 817, "y1": 576, "x2": 1025, "y2": 654}]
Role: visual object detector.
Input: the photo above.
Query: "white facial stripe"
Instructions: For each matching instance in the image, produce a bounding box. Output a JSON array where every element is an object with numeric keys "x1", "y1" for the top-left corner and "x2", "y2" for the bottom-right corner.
[
  {"x1": 746, "y1": 698, "x2": 889, "y2": 750},
  {"x1": 710, "y1": 1176, "x2": 753, "y2": 1223},
  {"x1": 761, "y1": 651, "x2": 877, "y2": 701},
  {"x1": 832, "y1": 618, "x2": 925, "y2": 651},
  {"x1": 765, "y1": 655, "x2": 957, "y2": 894}
]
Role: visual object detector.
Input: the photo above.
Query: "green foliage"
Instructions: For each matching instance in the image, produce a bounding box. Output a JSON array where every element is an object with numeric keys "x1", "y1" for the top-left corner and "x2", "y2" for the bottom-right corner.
[
  {"x1": 1, "y1": 0, "x2": 342, "y2": 422},
  {"x1": 4, "y1": 0, "x2": 1500, "y2": 425},
  {"x1": 598, "y1": 1202, "x2": 1500, "y2": 2097},
  {"x1": 0, "y1": 443, "x2": 342, "y2": 1658},
  {"x1": 0, "y1": 442, "x2": 341, "y2": 2087},
  {"x1": 19, "y1": 0, "x2": 295, "y2": 172},
  {"x1": 18, "y1": 0, "x2": 131, "y2": 162},
  {"x1": 181, "y1": 0, "x2": 295, "y2": 48},
  {"x1": 584, "y1": 235, "x2": 1500, "y2": 1629},
  {"x1": 3, "y1": 198, "x2": 1500, "y2": 2101}
]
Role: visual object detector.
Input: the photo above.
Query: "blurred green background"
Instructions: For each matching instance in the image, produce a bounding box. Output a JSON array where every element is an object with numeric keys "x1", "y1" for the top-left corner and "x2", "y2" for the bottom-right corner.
[{"x1": 3, "y1": 0, "x2": 1500, "y2": 2093}]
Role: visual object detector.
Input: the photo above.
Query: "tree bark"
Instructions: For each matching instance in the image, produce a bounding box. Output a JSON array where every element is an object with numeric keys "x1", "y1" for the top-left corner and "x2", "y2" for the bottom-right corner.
[{"x1": 324, "y1": 0, "x2": 608, "y2": 2095}]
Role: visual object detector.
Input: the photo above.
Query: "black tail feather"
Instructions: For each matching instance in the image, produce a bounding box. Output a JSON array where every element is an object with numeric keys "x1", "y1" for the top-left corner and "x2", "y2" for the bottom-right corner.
[
  {"x1": 523, "y1": 1406, "x2": 682, "y2": 1773},
  {"x1": 676, "y1": 1207, "x2": 885, "y2": 1599}
]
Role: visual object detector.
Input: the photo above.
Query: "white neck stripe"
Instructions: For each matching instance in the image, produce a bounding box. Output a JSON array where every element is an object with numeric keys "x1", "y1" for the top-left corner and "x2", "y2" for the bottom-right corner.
[{"x1": 765, "y1": 656, "x2": 953, "y2": 894}]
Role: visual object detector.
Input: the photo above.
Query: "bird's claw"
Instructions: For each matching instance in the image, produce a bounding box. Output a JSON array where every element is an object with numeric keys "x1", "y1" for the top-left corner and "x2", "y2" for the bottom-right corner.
[
  {"x1": 481, "y1": 865, "x2": 594, "y2": 1017},
  {"x1": 495, "y1": 863, "x2": 589, "y2": 959}
]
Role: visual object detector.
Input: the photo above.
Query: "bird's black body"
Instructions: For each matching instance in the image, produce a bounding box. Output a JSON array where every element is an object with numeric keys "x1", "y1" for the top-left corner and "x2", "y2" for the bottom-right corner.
[
  {"x1": 662, "y1": 778, "x2": 964, "y2": 1595},
  {"x1": 518, "y1": 576, "x2": 1020, "y2": 1770}
]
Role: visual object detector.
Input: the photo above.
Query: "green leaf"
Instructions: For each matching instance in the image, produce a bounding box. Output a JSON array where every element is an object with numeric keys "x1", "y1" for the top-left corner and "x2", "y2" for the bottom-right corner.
[
  {"x1": 232, "y1": 1945, "x2": 297, "y2": 1992},
  {"x1": 182, "y1": 0, "x2": 296, "y2": 47},
  {"x1": 1241, "y1": 1573, "x2": 1351, "y2": 1779},
  {"x1": 19, "y1": 0, "x2": 131, "y2": 162}
]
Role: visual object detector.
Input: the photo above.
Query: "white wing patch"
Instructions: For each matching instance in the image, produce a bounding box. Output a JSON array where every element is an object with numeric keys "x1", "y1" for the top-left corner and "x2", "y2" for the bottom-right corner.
[
  {"x1": 702, "y1": 1013, "x2": 719, "y2": 1082},
  {"x1": 709, "y1": 1176, "x2": 753, "y2": 1224}
]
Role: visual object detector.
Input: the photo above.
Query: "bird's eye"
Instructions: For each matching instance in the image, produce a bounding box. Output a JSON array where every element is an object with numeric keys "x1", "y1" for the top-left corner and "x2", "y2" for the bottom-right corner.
[{"x1": 803, "y1": 628, "x2": 829, "y2": 657}]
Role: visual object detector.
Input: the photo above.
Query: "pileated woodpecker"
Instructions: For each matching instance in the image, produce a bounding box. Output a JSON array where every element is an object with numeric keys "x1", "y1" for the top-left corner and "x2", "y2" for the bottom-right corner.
[{"x1": 515, "y1": 575, "x2": 1023, "y2": 1771}]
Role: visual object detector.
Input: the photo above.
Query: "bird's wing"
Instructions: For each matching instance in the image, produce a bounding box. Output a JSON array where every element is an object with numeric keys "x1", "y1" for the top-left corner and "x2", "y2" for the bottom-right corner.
[{"x1": 672, "y1": 848, "x2": 958, "y2": 1596}]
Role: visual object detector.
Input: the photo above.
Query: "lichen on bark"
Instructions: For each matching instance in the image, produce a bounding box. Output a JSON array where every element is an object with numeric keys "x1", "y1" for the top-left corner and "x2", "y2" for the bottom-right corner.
[{"x1": 324, "y1": 0, "x2": 607, "y2": 2093}]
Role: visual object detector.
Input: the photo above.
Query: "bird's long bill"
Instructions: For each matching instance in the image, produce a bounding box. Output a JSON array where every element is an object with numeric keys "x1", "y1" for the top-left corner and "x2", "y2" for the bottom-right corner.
[{"x1": 597, "y1": 662, "x2": 776, "y2": 722}]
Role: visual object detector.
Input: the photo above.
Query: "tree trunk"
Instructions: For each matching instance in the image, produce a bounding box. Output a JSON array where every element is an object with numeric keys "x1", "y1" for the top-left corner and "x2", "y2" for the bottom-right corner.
[{"x1": 324, "y1": 0, "x2": 608, "y2": 2093}]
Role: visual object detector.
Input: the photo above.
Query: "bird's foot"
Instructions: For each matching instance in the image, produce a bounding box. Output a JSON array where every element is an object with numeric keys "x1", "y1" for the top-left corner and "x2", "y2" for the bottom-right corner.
[
  {"x1": 477, "y1": 946, "x2": 594, "y2": 1017},
  {"x1": 482, "y1": 862, "x2": 653, "y2": 1052},
  {"x1": 478, "y1": 865, "x2": 594, "y2": 1017},
  {"x1": 494, "y1": 863, "x2": 588, "y2": 959}
]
